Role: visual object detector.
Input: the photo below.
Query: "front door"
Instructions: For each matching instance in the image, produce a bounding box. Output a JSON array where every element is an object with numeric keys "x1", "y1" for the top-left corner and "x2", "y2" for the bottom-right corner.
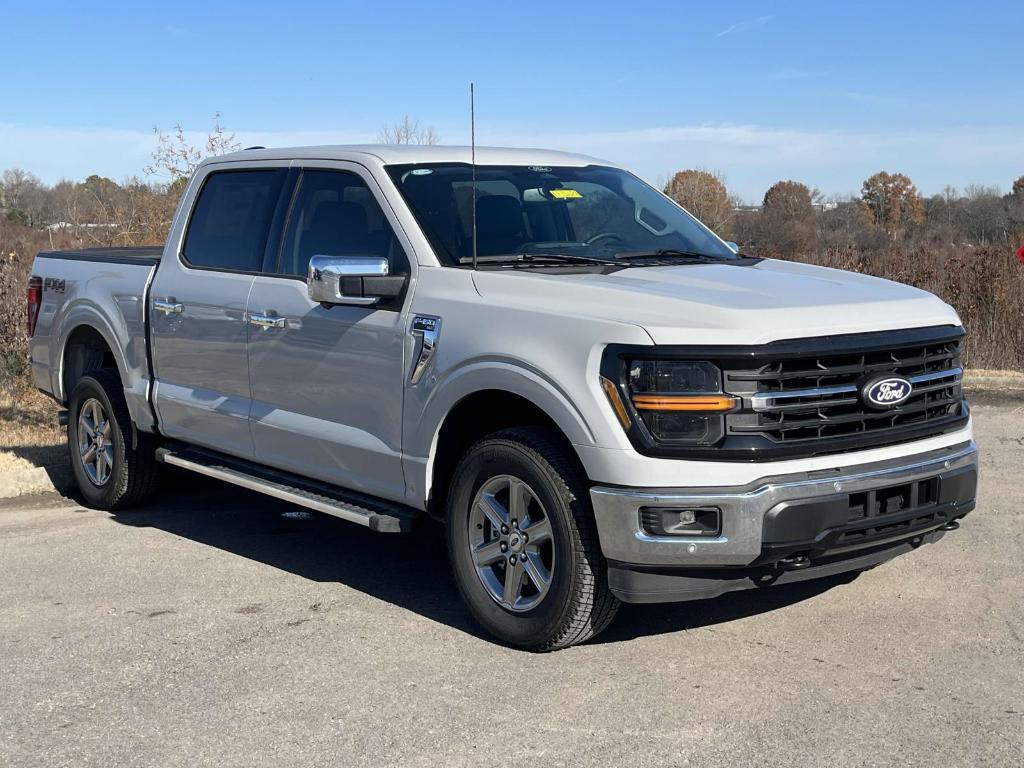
[
  {"x1": 246, "y1": 165, "x2": 413, "y2": 501},
  {"x1": 150, "y1": 166, "x2": 288, "y2": 459}
]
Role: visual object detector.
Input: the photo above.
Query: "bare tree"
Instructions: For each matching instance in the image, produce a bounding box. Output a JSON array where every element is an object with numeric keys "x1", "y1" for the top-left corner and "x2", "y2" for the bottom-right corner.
[
  {"x1": 1, "y1": 169, "x2": 49, "y2": 227},
  {"x1": 145, "y1": 113, "x2": 241, "y2": 181},
  {"x1": 377, "y1": 115, "x2": 440, "y2": 145},
  {"x1": 959, "y1": 185, "x2": 1008, "y2": 245},
  {"x1": 2, "y1": 169, "x2": 40, "y2": 210}
]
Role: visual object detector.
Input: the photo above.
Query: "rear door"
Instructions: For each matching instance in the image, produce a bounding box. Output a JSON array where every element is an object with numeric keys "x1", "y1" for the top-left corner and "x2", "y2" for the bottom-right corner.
[
  {"x1": 150, "y1": 165, "x2": 290, "y2": 459},
  {"x1": 245, "y1": 163, "x2": 413, "y2": 500}
]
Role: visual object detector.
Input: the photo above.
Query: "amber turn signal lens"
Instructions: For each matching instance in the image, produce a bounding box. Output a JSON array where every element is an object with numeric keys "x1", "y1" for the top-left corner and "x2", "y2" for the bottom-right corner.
[
  {"x1": 631, "y1": 394, "x2": 737, "y2": 412},
  {"x1": 600, "y1": 376, "x2": 632, "y2": 429}
]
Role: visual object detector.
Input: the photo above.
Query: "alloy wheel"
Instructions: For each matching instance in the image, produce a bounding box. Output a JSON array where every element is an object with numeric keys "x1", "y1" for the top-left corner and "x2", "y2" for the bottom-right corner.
[
  {"x1": 468, "y1": 475, "x2": 555, "y2": 612},
  {"x1": 77, "y1": 397, "x2": 113, "y2": 486}
]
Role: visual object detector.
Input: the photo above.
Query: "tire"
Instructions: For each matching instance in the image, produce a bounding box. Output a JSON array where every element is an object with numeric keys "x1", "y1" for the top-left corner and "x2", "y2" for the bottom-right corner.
[
  {"x1": 67, "y1": 369, "x2": 160, "y2": 510},
  {"x1": 446, "y1": 427, "x2": 619, "y2": 651}
]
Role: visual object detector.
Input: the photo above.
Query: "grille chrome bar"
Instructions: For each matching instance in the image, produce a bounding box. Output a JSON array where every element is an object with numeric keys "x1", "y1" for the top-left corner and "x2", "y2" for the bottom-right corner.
[
  {"x1": 750, "y1": 384, "x2": 858, "y2": 412},
  {"x1": 729, "y1": 349, "x2": 959, "y2": 383},
  {"x1": 734, "y1": 397, "x2": 958, "y2": 433},
  {"x1": 909, "y1": 367, "x2": 963, "y2": 384},
  {"x1": 750, "y1": 367, "x2": 963, "y2": 412}
]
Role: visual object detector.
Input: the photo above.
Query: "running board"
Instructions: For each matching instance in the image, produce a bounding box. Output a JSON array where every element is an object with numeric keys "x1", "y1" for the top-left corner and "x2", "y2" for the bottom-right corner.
[{"x1": 155, "y1": 446, "x2": 420, "y2": 532}]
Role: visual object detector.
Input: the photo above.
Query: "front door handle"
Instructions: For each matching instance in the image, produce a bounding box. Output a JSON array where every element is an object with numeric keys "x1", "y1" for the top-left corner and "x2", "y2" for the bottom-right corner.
[
  {"x1": 249, "y1": 313, "x2": 287, "y2": 330},
  {"x1": 153, "y1": 299, "x2": 183, "y2": 315}
]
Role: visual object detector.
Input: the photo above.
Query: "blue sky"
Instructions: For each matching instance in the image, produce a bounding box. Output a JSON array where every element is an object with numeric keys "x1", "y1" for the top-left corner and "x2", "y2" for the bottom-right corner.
[{"x1": 3, "y1": 0, "x2": 1022, "y2": 202}]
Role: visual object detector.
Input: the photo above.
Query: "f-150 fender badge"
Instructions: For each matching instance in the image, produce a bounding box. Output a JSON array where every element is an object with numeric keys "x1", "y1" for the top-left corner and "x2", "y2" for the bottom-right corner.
[
  {"x1": 44, "y1": 277, "x2": 66, "y2": 293},
  {"x1": 410, "y1": 315, "x2": 441, "y2": 384}
]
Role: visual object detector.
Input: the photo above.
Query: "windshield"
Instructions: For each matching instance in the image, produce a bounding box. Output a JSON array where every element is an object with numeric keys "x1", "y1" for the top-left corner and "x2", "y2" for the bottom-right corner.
[{"x1": 385, "y1": 163, "x2": 738, "y2": 266}]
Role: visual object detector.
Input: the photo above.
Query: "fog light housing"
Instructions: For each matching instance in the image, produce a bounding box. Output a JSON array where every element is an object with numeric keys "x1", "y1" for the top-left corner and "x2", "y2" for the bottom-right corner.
[{"x1": 640, "y1": 506, "x2": 721, "y2": 537}]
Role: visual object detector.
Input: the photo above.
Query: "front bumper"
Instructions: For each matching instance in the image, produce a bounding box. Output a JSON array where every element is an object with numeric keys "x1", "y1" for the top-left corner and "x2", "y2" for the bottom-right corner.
[
  {"x1": 606, "y1": 529, "x2": 952, "y2": 603},
  {"x1": 590, "y1": 440, "x2": 978, "y2": 574}
]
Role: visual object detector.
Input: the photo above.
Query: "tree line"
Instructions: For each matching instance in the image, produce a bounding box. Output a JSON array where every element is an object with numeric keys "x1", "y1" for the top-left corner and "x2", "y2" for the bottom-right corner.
[
  {"x1": 662, "y1": 168, "x2": 1024, "y2": 257},
  {"x1": 5, "y1": 163, "x2": 1018, "y2": 256},
  {"x1": 0, "y1": 115, "x2": 443, "y2": 250}
]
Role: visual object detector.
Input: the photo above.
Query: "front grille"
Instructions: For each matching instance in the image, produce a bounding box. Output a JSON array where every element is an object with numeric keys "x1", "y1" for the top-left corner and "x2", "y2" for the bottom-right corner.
[{"x1": 723, "y1": 327, "x2": 966, "y2": 453}]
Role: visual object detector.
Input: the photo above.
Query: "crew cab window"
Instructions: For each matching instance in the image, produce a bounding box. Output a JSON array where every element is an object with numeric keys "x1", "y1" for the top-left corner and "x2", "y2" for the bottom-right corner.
[
  {"x1": 182, "y1": 170, "x2": 286, "y2": 272},
  {"x1": 277, "y1": 170, "x2": 408, "y2": 277}
]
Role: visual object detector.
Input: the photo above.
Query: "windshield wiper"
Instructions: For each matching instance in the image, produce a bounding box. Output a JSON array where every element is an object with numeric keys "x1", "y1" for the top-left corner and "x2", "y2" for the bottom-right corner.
[
  {"x1": 459, "y1": 252, "x2": 612, "y2": 267},
  {"x1": 613, "y1": 249, "x2": 725, "y2": 262}
]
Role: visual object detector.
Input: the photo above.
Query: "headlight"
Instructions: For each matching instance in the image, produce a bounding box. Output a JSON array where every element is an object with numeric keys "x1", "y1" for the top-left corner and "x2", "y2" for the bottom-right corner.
[
  {"x1": 629, "y1": 359, "x2": 721, "y2": 394},
  {"x1": 602, "y1": 360, "x2": 736, "y2": 446}
]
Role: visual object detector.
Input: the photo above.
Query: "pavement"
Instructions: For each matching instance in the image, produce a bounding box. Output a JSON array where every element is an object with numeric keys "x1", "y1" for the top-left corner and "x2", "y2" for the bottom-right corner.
[{"x1": 0, "y1": 392, "x2": 1021, "y2": 767}]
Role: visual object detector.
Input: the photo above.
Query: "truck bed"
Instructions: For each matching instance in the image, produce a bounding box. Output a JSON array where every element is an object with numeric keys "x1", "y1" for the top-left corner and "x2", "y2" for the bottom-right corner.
[
  {"x1": 36, "y1": 246, "x2": 163, "y2": 266},
  {"x1": 30, "y1": 246, "x2": 163, "y2": 430}
]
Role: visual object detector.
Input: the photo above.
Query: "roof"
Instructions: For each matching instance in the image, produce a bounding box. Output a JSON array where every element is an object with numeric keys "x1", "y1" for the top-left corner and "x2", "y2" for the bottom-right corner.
[{"x1": 209, "y1": 144, "x2": 613, "y2": 168}]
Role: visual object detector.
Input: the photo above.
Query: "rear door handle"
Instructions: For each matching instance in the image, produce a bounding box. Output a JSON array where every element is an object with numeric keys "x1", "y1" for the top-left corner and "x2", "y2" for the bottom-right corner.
[
  {"x1": 153, "y1": 299, "x2": 183, "y2": 314},
  {"x1": 249, "y1": 313, "x2": 287, "y2": 329}
]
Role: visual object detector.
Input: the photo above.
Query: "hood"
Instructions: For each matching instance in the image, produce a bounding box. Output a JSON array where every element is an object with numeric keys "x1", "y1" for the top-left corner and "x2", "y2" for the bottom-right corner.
[{"x1": 470, "y1": 258, "x2": 961, "y2": 345}]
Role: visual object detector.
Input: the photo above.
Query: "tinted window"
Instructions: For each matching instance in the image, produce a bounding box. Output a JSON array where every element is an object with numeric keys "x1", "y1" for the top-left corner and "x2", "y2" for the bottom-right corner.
[
  {"x1": 183, "y1": 170, "x2": 286, "y2": 271},
  {"x1": 277, "y1": 170, "x2": 408, "y2": 277}
]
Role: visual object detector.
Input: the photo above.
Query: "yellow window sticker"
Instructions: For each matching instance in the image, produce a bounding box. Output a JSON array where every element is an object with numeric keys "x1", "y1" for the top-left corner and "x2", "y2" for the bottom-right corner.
[{"x1": 549, "y1": 188, "x2": 583, "y2": 200}]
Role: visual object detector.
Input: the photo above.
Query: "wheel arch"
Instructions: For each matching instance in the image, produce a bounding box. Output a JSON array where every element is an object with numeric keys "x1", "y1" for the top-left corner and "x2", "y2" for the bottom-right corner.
[
  {"x1": 59, "y1": 321, "x2": 123, "y2": 403},
  {"x1": 54, "y1": 300, "x2": 157, "y2": 432},
  {"x1": 423, "y1": 387, "x2": 590, "y2": 519}
]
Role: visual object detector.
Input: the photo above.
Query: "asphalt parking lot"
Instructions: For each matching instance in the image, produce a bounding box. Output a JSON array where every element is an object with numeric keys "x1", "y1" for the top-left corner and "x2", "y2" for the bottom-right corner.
[{"x1": 1, "y1": 392, "x2": 1021, "y2": 767}]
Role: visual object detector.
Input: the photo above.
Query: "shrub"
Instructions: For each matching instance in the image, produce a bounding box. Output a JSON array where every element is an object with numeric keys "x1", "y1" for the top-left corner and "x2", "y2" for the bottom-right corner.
[{"x1": 785, "y1": 244, "x2": 1023, "y2": 370}]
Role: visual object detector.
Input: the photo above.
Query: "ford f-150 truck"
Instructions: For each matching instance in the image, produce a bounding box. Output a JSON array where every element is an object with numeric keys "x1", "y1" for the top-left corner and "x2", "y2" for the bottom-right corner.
[{"x1": 27, "y1": 145, "x2": 978, "y2": 650}]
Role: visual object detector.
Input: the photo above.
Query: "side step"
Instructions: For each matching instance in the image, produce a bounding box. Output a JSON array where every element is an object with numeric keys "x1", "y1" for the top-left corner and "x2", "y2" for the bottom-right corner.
[{"x1": 155, "y1": 446, "x2": 420, "y2": 532}]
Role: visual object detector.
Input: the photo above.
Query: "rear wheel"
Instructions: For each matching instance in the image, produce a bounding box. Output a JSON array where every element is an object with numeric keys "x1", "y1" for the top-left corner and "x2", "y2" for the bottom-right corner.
[
  {"x1": 447, "y1": 427, "x2": 619, "y2": 651},
  {"x1": 67, "y1": 369, "x2": 159, "y2": 510}
]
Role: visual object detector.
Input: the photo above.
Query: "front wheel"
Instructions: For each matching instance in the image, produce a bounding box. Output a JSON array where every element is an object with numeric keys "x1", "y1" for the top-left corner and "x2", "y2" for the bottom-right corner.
[{"x1": 446, "y1": 427, "x2": 619, "y2": 651}]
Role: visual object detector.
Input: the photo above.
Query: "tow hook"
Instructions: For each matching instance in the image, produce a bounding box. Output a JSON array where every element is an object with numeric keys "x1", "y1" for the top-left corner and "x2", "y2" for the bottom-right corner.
[
  {"x1": 778, "y1": 554, "x2": 812, "y2": 571},
  {"x1": 940, "y1": 520, "x2": 960, "y2": 532}
]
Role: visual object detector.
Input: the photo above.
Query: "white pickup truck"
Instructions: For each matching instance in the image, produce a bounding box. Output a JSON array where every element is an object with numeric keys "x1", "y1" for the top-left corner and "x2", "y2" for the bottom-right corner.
[{"x1": 26, "y1": 145, "x2": 978, "y2": 650}]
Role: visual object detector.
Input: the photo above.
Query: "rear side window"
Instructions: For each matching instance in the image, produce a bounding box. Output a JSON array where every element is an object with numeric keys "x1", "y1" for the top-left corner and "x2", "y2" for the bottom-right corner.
[{"x1": 182, "y1": 170, "x2": 286, "y2": 272}]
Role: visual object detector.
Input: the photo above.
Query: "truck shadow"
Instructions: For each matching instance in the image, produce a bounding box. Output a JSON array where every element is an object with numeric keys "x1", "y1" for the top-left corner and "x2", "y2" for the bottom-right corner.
[
  {"x1": 594, "y1": 574, "x2": 856, "y2": 645},
  {"x1": 108, "y1": 471, "x2": 854, "y2": 647}
]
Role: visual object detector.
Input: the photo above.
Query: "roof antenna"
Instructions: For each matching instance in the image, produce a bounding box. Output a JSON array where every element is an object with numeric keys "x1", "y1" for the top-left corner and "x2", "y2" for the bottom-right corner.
[{"x1": 471, "y1": 81, "x2": 478, "y2": 270}]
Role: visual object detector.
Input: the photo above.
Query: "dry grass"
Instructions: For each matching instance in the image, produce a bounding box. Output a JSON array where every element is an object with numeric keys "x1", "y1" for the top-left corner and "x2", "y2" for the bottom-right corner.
[
  {"x1": 0, "y1": 385, "x2": 65, "y2": 471},
  {"x1": 783, "y1": 245, "x2": 1024, "y2": 372},
  {"x1": 963, "y1": 369, "x2": 1024, "y2": 396}
]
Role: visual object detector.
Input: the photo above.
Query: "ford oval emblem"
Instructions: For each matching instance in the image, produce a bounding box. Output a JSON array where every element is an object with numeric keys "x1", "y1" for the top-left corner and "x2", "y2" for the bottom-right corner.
[{"x1": 862, "y1": 376, "x2": 913, "y2": 409}]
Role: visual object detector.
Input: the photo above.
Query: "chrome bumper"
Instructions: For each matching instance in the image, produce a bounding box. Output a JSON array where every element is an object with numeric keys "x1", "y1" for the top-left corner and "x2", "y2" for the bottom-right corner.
[{"x1": 590, "y1": 441, "x2": 978, "y2": 567}]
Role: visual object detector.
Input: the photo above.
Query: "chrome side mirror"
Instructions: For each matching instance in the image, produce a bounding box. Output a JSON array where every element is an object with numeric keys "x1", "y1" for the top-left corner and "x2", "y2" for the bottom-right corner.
[
  {"x1": 724, "y1": 241, "x2": 740, "y2": 253},
  {"x1": 307, "y1": 255, "x2": 404, "y2": 307}
]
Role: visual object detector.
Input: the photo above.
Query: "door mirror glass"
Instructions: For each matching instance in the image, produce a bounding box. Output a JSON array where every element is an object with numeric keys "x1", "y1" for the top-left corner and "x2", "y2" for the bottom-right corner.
[{"x1": 307, "y1": 255, "x2": 404, "y2": 307}]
